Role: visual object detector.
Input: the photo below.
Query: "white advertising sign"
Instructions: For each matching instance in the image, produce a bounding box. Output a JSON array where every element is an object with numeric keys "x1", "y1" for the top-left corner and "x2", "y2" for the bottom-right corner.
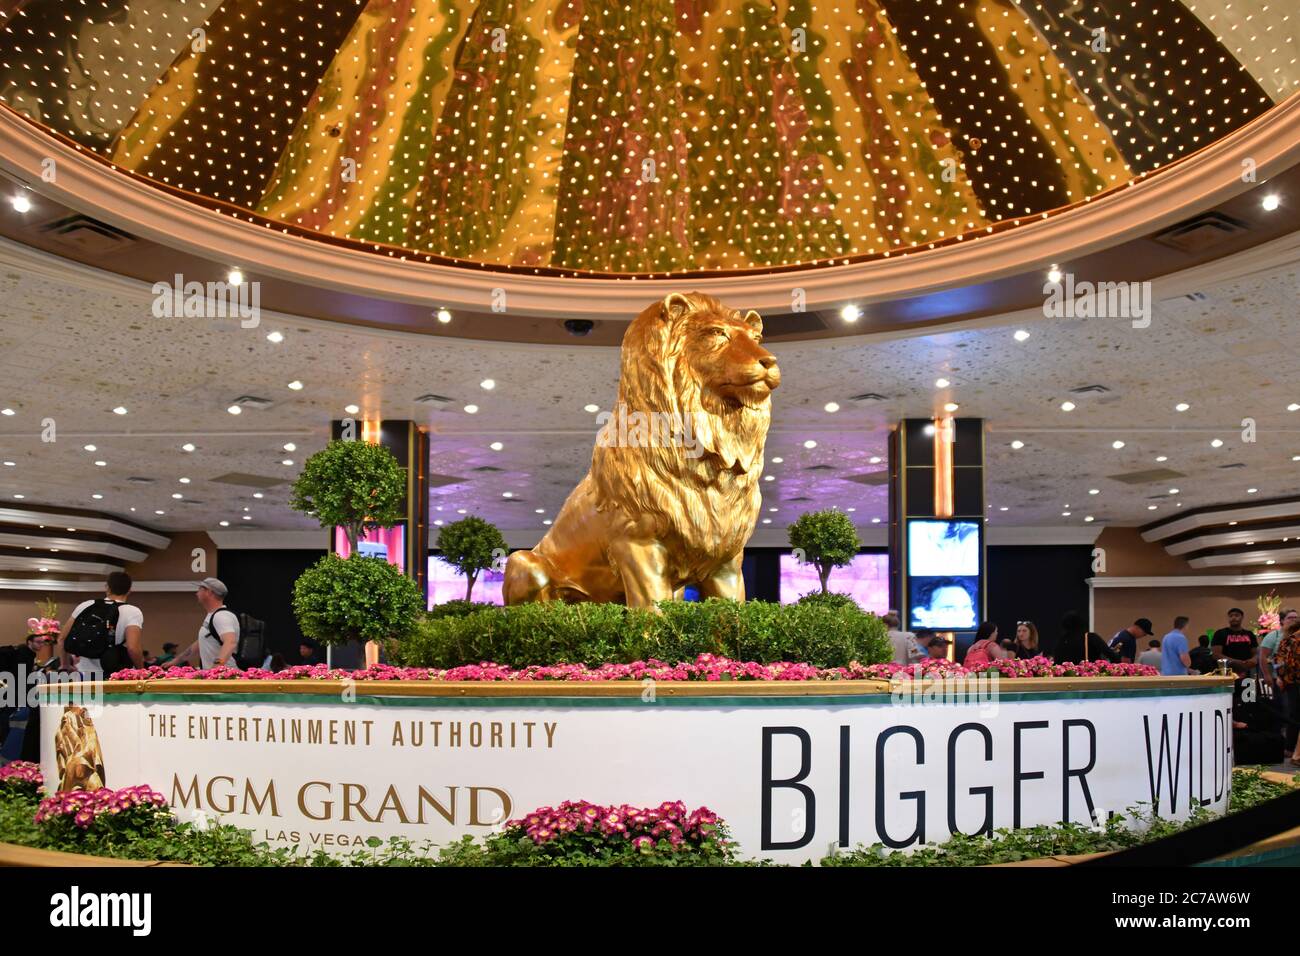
[{"x1": 41, "y1": 683, "x2": 1233, "y2": 864}]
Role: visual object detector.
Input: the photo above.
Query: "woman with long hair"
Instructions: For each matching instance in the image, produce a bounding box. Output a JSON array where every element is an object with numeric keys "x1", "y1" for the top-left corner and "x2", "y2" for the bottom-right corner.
[
  {"x1": 1274, "y1": 617, "x2": 1300, "y2": 767},
  {"x1": 1010, "y1": 621, "x2": 1042, "y2": 659},
  {"x1": 963, "y1": 621, "x2": 1004, "y2": 666}
]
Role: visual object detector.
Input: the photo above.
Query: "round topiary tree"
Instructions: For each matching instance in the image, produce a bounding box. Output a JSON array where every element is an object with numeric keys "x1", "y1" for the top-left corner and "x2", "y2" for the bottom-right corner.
[
  {"x1": 788, "y1": 508, "x2": 860, "y2": 595},
  {"x1": 292, "y1": 553, "x2": 425, "y2": 647},
  {"x1": 436, "y1": 515, "x2": 508, "y2": 601},
  {"x1": 289, "y1": 439, "x2": 406, "y2": 551}
]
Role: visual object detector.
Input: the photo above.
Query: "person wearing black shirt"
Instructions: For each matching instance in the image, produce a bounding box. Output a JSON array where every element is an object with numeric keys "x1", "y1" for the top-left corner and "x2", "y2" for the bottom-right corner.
[
  {"x1": 1108, "y1": 618, "x2": 1153, "y2": 664},
  {"x1": 1055, "y1": 612, "x2": 1120, "y2": 665},
  {"x1": 0, "y1": 635, "x2": 41, "y2": 747},
  {"x1": 1212, "y1": 608, "x2": 1257, "y2": 675},
  {"x1": 1188, "y1": 635, "x2": 1218, "y2": 675}
]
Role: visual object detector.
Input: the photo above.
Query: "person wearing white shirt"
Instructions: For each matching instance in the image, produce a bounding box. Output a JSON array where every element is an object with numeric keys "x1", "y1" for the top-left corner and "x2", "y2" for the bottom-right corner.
[
  {"x1": 882, "y1": 610, "x2": 923, "y2": 665},
  {"x1": 165, "y1": 577, "x2": 241, "y2": 670},
  {"x1": 59, "y1": 571, "x2": 144, "y2": 679}
]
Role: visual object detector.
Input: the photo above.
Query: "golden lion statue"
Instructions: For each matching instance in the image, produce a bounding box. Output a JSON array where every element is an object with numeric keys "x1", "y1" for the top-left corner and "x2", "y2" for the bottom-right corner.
[
  {"x1": 504, "y1": 292, "x2": 779, "y2": 607},
  {"x1": 54, "y1": 705, "x2": 107, "y2": 791}
]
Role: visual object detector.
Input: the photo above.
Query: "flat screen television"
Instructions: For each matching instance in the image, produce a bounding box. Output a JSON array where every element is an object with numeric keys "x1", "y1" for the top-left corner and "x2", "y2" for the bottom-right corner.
[
  {"x1": 427, "y1": 556, "x2": 505, "y2": 608},
  {"x1": 778, "y1": 552, "x2": 889, "y2": 611},
  {"x1": 905, "y1": 519, "x2": 982, "y2": 630}
]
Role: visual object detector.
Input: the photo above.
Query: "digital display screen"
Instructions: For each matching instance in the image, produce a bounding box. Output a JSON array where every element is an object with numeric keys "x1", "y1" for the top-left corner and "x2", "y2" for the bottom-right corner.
[
  {"x1": 333, "y1": 525, "x2": 405, "y2": 573},
  {"x1": 906, "y1": 520, "x2": 981, "y2": 630},
  {"x1": 779, "y1": 552, "x2": 889, "y2": 611},
  {"x1": 427, "y1": 556, "x2": 505, "y2": 608}
]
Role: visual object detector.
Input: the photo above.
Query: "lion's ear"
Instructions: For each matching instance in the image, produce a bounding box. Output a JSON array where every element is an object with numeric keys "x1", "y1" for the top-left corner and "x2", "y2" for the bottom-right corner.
[
  {"x1": 744, "y1": 310, "x2": 763, "y2": 332},
  {"x1": 661, "y1": 292, "x2": 692, "y2": 321}
]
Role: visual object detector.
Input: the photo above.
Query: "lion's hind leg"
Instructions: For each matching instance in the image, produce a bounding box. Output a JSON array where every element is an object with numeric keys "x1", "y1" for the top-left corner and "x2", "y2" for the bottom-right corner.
[{"x1": 504, "y1": 550, "x2": 558, "y2": 604}]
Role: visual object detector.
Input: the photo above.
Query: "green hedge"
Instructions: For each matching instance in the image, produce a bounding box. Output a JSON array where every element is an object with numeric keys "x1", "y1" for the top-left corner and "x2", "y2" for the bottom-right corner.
[{"x1": 390, "y1": 598, "x2": 891, "y2": 669}]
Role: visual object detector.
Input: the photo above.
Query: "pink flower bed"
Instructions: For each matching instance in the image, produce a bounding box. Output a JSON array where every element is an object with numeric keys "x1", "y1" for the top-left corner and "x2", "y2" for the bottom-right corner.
[
  {"x1": 35, "y1": 785, "x2": 170, "y2": 830},
  {"x1": 109, "y1": 654, "x2": 1159, "y2": 683},
  {"x1": 511, "y1": 799, "x2": 723, "y2": 851},
  {"x1": 0, "y1": 760, "x2": 42, "y2": 794}
]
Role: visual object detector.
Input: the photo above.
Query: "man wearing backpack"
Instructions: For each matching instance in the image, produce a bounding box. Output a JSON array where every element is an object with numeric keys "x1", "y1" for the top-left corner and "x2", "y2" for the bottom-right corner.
[
  {"x1": 59, "y1": 572, "x2": 144, "y2": 679},
  {"x1": 164, "y1": 578, "x2": 241, "y2": 670}
]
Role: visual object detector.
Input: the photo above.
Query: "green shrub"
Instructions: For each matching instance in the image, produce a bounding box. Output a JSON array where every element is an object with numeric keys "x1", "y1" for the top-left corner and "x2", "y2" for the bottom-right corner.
[
  {"x1": 795, "y1": 591, "x2": 859, "y2": 611},
  {"x1": 392, "y1": 598, "x2": 891, "y2": 669},
  {"x1": 427, "y1": 600, "x2": 499, "y2": 620},
  {"x1": 293, "y1": 553, "x2": 425, "y2": 647}
]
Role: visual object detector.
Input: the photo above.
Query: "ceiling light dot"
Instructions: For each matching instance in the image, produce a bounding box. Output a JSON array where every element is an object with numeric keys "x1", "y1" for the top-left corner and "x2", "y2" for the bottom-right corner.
[
  {"x1": 762, "y1": 518, "x2": 772, "y2": 524},
  {"x1": 83, "y1": 444, "x2": 96, "y2": 452},
  {"x1": 1247, "y1": 488, "x2": 1258, "y2": 494},
  {"x1": 1084, "y1": 516, "x2": 1095, "y2": 523},
  {"x1": 943, "y1": 402, "x2": 960, "y2": 413},
  {"x1": 91, "y1": 494, "x2": 103, "y2": 500},
  {"x1": 155, "y1": 510, "x2": 166, "y2": 515},
  {"x1": 1047, "y1": 265, "x2": 1063, "y2": 283},
  {"x1": 227, "y1": 269, "x2": 244, "y2": 286},
  {"x1": 253, "y1": 492, "x2": 264, "y2": 499},
  {"x1": 1013, "y1": 329, "x2": 1030, "y2": 343},
  {"x1": 182, "y1": 443, "x2": 196, "y2": 452},
  {"x1": 1088, "y1": 488, "x2": 1099, "y2": 495},
  {"x1": 457, "y1": 509, "x2": 467, "y2": 515},
  {"x1": 763, "y1": 475, "x2": 774, "y2": 482},
  {"x1": 281, "y1": 459, "x2": 294, "y2": 467},
  {"x1": 999, "y1": 506, "x2": 1009, "y2": 512},
  {"x1": 1156, "y1": 455, "x2": 1168, "y2": 462},
  {"x1": 535, "y1": 508, "x2": 545, "y2": 514},
  {"x1": 112, "y1": 406, "x2": 128, "y2": 416},
  {"x1": 433, "y1": 519, "x2": 444, "y2": 526},
  {"x1": 1060, "y1": 401, "x2": 1075, "y2": 412},
  {"x1": 1288, "y1": 403, "x2": 1300, "y2": 412},
  {"x1": 283, "y1": 443, "x2": 296, "y2": 452},
  {"x1": 1267, "y1": 559, "x2": 1277, "y2": 565},
  {"x1": 266, "y1": 331, "x2": 284, "y2": 344},
  {"x1": 489, "y1": 441, "x2": 504, "y2": 451},
  {"x1": 436, "y1": 309, "x2": 452, "y2": 324},
  {"x1": 227, "y1": 405, "x2": 242, "y2": 415},
  {"x1": 1169, "y1": 488, "x2": 1180, "y2": 494},
  {"x1": 1148, "y1": 505, "x2": 1158, "y2": 510},
  {"x1": 1112, "y1": 440, "x2": 1126, "y2": 450},
  {"x1": 464, "y1": 404, "x2": 479, "y2": 414},
  {"x1": 502, "y1": 492, "x2": 513, "y2": 498},
  {"x1": 584, "y1": 404, "x2": 599, "y2": 413},
  {"x1": 1061, "y1": 511, "x2": 1072, "y2": 517},
  {"x1": 543, "y1": 520, "x2": 553, "y2": 526},
  {"x1": 171, "y1": 493, "x2": 183, "y2": 500},
  {"x1": 771, "y1": 457, "x2": 783, "y2": 464},
  {"x1": 1175, "y1": 402, "x2": 1190, "y2": 412},
  {"x1": 287, "y1": 381, "x2": 304, "y2": 391},
  {"x1": 1010, "y1": 440, "x2": 1025, "y2": 450},
  {"x1": 219, "y1": 520, "x2": 230, "y2": 527},
  {"x1": 1262, "y1": 193, "x2": 1281, "y2": 212},
  {"x1": 241, "y1": 515, "x2": 251, "y2": 521},
  {"x1": 94, "y1": 460, "x2": 106, "y2": 467},
  {"x1": 344, "y1": 404, "x2": 359, "y2": 415},
  {"x1": 13, "y1": 494, "x2": 24, "y2": 499},
  {"x1": 923, "y1": 424, "x2": 936, "y2": 436},
  {"x1": 0, "y1": 408, "x2": 14, "y2": 416},
  {"x1": 824, "y1": 402, "x2": 840, "y2": 413},
  {"x1": 803, "y1": 440, "x2": 817, "y2": 449},
  {"x1": 10, "y1": 194, "x2": 32, "y2": 213},
  {"x1": 2, "y1": 461, "x2": 13, "y2": 467},
  {"x1": 179, "y1": 477, "x2": 190, "y2": 484},
  {"x1": 840, "y1": 304, "x2": 861, "y2": 323},
  {"x1": 934, "y1": 378, "x2": 950, "y2": 389},
  {"x1": 480, "y1": 379, "x2": 496, "y2": 391},
  {"x1": 1211, "y1": 439, "x2": 1224, "y2": 448}
]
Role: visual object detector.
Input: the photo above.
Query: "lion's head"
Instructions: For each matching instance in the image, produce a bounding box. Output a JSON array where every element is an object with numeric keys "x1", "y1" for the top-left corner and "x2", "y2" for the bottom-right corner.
[{"x1": 612, "y1": 292, "x2": 779, "y2": 474}]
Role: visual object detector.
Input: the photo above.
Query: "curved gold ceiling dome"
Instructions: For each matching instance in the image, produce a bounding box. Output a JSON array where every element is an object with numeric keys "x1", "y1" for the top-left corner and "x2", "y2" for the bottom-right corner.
[{"x1": 0, "y1": 0, "x2": 1294, "y2": 276}]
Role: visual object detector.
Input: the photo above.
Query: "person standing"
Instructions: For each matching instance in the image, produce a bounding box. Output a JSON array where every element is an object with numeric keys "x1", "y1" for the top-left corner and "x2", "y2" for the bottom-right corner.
[
  {"x1": 1211, "y1": 607, "x2": 1257, "y2": 675},
  {"x1": 882, "y1": 611, "x2": 922, "y2": 665},
  {"x1": 1260, "y1": 608, "x2": 1296, "y2": 693},
  {"x1": 1055, "y1": 612, "x2": 1117, "y2": 664},
  {"x1": 1273, "y1": 618, "x2": 1300, "y2": 766},
  {"x1": 165, "y1": 578, "x2": 241, "y2": 670},
  {"x1": 1160, "y1": 616, "x2": 1193, "y2": 676},
  {"x1": 1137, "y1": 639, "x2": 1162, "y2": 668},
  {"x1": 1108, "y1": 618, "x2": 1153, "y2": 664},
  {"x1": 58, "y1": 572, "x2": 144, "y2": 679}
]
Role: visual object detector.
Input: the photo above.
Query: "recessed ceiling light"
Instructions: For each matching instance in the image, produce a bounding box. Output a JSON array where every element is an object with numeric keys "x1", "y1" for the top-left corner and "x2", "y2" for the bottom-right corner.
[
  {"x1": 1060, "y1": 401, "x2": 1075, "y2": 412},
  {"x1": 94, "y1": 460, "x2": 106, "y2": 467},
  {"x1": 227, "y1": 405, "x2": 242, "y2": 415},
  {"x1": 287, "y1": 381, "x2": 304, "y2": 391},
  {"x1": 1262, "y1": 193, "x2": 1281, "y2": 211},
  {"x1": 1061, "y1": 511, "x2": 1071, "y2": 517},
  {"x1": 763, "y1": 475, "x2": 774, "y2": 482},
  {"x1": 771, "y1": 457, "x2": 783, "y2": 464},
  {"x1": 155, "y1": 510, "x2": 165, "y2": 515},
  {"x1": 535, "y1": 508, "x2": 545, "y2": 514},
  {"x1": 803, "y1": 440, "x2": 817, "y2": 449},
  {"x1": 91, "y1": 494, "x2": 103, "y2": 500},
  {"x1": 2, "y1": 461, "x2": 13, "y2": 467},
  {"x1": 943, "y1": 402, "x2": 959, "y2": 413},
  {"x1": 1155, "y1": 455, "x2": 1168, "y2": 462},
  {"x1": 502, "y1": 491, "x2": 513, "y2": 498},
  {"x1": 1288, "y1": 403, "x2": 1300, "y2": 412},
  {"x1": 112, "y1": 406, "x2": 128, "y2": 415},
  {"x1": 1084, "y1": 516, "x2": 1095, "y2": 523},
  {"x1": 1088, "y1": 488, "x2": 1099, "y2": 495},
  {"x1": 762, "y1": 518, "x2": 772, "y2": 524},
  {"x1": 923, "y1": 423, "x2": 936, "y2": 436},
  {"x1": 999, "y1": 506, "x2": 1008, "y2": 512},
  {"x1": 171, "y1": 493, "x2": 182, "y2": 500},
  {"x1": 436, "y1": 308, "x2": 452, "y2": 324},
  {"x1": 824, "y1": 402, "x2": 840, "y2": 413},
  {"x1": 1247, "y1": 541, "x2": 1255, "y2": 546},
  {"x1": 1267, "y1": 559, "x2": 1277, "y2": 565},
  {"x1": 457, "y1": 508, "x2": 467, "y2": 514},
  {"x1": 281, "y1": 459, "x2": 294, "y2": 466},
  {"x1": 241, "y1": 515, "x2": 251, "y2": 520},
  {"x1": 1211, "y1": 439, "x2": 1224, "y2": 448},
  {"x1": 1247, "y1": 487, "x2": 1258, "y2": 494},
  {"x1": 1112, "y1": 440, "x2": 1125, "y2": 450},
  {"x1": 1229, "y1": 520, "x2": 1238, "y2": 526},
  {"x1": 1147, "y1": 505, "x2": 1157, "y2": 510},
  {"x1": 433, "y1": 519, "x2": 444, "y2": 526},
  {"x1": 464, "y1": 404, "x2": 479, "y2": 414},
  {"x1": 179, "y1": 477, "x2": 190, "y2": 484},
  {"x1": 266, "y1": 331, "x2": 284, "y2": 344},
  {"x1": 489, "y1": 441, "x2": 504, "y2": 451},
  {"x1": 283, "y1": 443, "x2": 296, "y2": 452},
  {"x1": 253, "y1": 492, "x2": 264, "y2": 499},
  {"x1": 1010, "y1": 440, "x2": 1024, "y2": 450},
  {"x1": 182, "y1": 443, "x2": 196, "y2": 452},
  {"x1": 13, "y1": 493, "x2": 24, "y2": 499},
  {"x1": 480, "y1": 379, "x2": 496, "y2": 390},
  {"x1": 219, "y1": 520, "x2": 230, "y2": 527},
  {"x1": 934, "y1": 378, "x2": 950, "y2": 389},
  {"x1": 840, "y1": 304, "x2": 861, "y2": 322},
  {"x1": 1013, "y1": 329, "x2": 1030, "y2": 342},
  {"x1": 1169, "y1": 488, "x2": 1179, "y2": 494},
  {"x1": 344, "y1": 404, "x2": 359, "y2": 415},
  {"x1": 584, "y1": 404, "x2": 599, "y2": 413},
  {"x1": 83, "y1": 444, "x2": 96, "y2": 452},
  {"x1": 870, "y1": 517, "x2": 881, "y2": 524},
  {"x1": 1175, "y1": 402, "x2": 1190, "y2": 412},
  {"x1": 10, "y1": 194, "x2": 32, "y2": 213},
  {"x1": 0, "y1": 408, "x2": 14, "y2": 416},
  {"x1": 846, "y1": 507, "x2": 856, "y2": 513},
  {"x1": 1047, "y1": 265, "x2": 1063, "y2": 283},
  {"x1": 768, "y1": 507, "x2": 778, "y2": 512},
  {"x1": 228, "y1": 269, "x2": 245, "y2": 286},
  {"x1": 1293, "y1": 456, "x2": 1300, "y2": 462},
  {"x1": 543, "y1": 520, "x2": 553, "y2": 526}
]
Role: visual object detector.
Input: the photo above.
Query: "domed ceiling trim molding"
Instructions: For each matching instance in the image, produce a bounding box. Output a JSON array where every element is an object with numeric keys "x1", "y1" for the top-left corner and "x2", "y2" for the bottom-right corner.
[{"x1": 2, "y1": 94, "x2": 1299, "y2": 318}]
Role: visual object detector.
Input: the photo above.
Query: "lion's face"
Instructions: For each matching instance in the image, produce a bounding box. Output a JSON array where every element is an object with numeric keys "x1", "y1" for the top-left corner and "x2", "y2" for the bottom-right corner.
[{"x1": 678, "y1": 304, "x2": 780, "y2": 409}]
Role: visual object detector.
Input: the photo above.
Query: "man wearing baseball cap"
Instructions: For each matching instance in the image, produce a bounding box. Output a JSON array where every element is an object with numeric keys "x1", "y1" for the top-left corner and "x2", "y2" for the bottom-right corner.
[
  {"x1": 1108, "y1": 618, "x2": 1153, "y2": 664},
  {"x1": 163, "y1": 578, "x2": 241, "y2": 671}
]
